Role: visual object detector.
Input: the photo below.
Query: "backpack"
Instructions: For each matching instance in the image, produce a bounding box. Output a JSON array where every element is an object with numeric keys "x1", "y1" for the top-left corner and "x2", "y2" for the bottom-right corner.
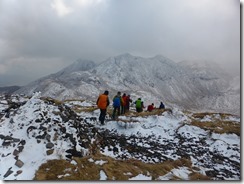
[
  {"x1": 135, "y1": 100, "x2": 142, "y2": 108},
  {"x1": 113, "y1": 96, "x2": 121, "y2": 107}
]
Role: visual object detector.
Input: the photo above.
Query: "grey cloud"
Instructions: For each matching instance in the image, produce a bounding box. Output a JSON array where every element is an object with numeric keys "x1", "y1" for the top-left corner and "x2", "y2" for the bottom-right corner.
[{"x1": 0, "y1": 0, "x2": 240, "y2": 86}]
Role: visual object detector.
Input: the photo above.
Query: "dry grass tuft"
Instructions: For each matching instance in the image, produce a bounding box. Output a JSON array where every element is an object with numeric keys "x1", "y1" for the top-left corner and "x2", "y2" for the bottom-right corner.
[
  {"x1": 190, "y1": 120, "x2": 240, "y2": 136},
  {"x1": 63, "y1": 99, "x2": 85, "y2": 103},
  {"x1": 189, "y1": 172, "x2": 210, "y2": 180},
  {"x1": 192, "y1": 112, "x2": 217, "y2": 119},
  {"x1": 40, "y1": 97, "x2": 63, "y2": 106},
  {"x1": 72, "y1": 105, "x2": 98, "y2": 113},
  {"x1": 34, "y1": 159, "x2": 76, "y2": 180},
  {"x1": 122, "y1": 108, "x2": 172, "y2": 118},
  {"x1": 34, "y1": 152, "x2": 208, "y2": 181},
  {"x1": 191, "y1": 112, "x2": 236, "y2": 120}
]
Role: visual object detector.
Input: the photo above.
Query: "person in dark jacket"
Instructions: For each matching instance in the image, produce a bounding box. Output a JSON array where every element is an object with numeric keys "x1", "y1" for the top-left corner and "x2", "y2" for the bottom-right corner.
[
  {"x1": 97, "y1": 90, "x2": 110, "y2": 125},
  {"x1": 159, "y1": 102, "x2": 165, "y2": 109}
]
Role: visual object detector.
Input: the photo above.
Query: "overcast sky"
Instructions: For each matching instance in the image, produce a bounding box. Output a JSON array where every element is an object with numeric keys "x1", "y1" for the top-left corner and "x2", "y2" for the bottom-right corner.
[{"x1": 0, "y1": 0, "x2": 240, "y2": 86}]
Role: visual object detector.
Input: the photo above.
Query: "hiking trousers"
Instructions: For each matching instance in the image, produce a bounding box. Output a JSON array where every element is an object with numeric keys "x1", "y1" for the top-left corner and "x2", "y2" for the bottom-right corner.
[
  {"x1": 112, "y1": 106, "x2": 120, "y2": 120},
  {"x1": 99, "y1": 109, "x2": 107, "y2": 125}
]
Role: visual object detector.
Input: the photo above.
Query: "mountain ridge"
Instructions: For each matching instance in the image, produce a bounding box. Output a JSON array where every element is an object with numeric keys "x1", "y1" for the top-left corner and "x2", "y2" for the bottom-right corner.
[{"x1": 14, "y1": 53, "x2": 240, "y2": 115}]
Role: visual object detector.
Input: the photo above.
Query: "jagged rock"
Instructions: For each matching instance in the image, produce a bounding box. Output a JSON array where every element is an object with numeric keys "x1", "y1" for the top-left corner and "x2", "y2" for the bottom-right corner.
[
  {"x1": 2, "y1": 153, "x2": 11, "y2": 158},
  {"x1": 46, "y1": 149, "x2": 54, "y2": 155},
  {"x1": 113, "y1": 146, "x2": 119, "y2": 154},
  {"x1": 18, "y1": 140, "x2": 26, "y2": 145},
  {"x1": 3, "y1": 167, "x2": 13, "y2": 178},
  {"x1": 15, "y1": 160, "x2": 24, "y2": 168},
  {"x1": 45, "y1": 134, "x2": 51, "y2": 142},
  {"x1": 36, "y1": 132, "x2": 47, "y2": 139},
  {"x1": 27, "y1": 126, "x2": 37, "y2": 136},
  {"x1": 65, "y1": 149, "x2": 83, "y2": 158},
  {"x1": 4, "y1": 135, "x2": 13, "y2": 140},
  {"x1": 18, "y1": 145, "x2": 24, "y2": 152},
  {"x1": 10, "y1": 118, "x2": 14, "y2": 124},
  {"x1": 46, "y1": 142, "x2": 54, "y2": 149},
  {"x1": 2, "y1": 141, "x2": 11, "y2": 147},
  {"x1": 35, "y1": 119, "x2": 42, "y2": 123},
  {"x1": 14, "y1": 170, "x2": 23, "y2": 177},
  {"x1": 13, "y1": 138, "x2": 20, "y2": 142},
  {"x1": 13, "y1": 149, "x2": 19, "y2": 156}
]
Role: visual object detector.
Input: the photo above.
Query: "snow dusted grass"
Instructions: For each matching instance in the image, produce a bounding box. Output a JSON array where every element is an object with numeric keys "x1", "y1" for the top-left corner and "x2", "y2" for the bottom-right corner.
[
  {"x1": 40, "y1": 97, "x2": 63, "y2": 106},
  {"x1": 72, "y1": 106, "x2": 98, "y2": 113},
  {"x1": 189, "y1": 112, "x2": 240, "y2": 136},
  {"x1": 0, "y1": 94, "x2": 240, "y2": 180},
  {"x1": 125, "y1": 108, "x2": 172, "y2": 117},
  {"x1": 34, "y1": 152, "x2": 209, "y2": 180}
]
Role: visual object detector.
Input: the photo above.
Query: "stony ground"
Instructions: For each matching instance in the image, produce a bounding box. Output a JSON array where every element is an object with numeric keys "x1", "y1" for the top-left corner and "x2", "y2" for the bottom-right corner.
[{"x1": 0, "y1": 94, "x2": 240, "y2": 180}]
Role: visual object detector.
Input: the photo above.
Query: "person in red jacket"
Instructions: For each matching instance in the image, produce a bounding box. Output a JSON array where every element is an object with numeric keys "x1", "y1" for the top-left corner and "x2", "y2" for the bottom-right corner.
[
  {"x1": 121, "y1": 93, "x2": 127, "y2": 115},
  {"x1": 97, "y1": 90, "x2": 110, "y2": 125},
  {"x1": 125, "y1": 94, "x2": 132, "y2": 113},
  {"x1": 147, "y1": 103, "x2": 154, "y2": 112}
]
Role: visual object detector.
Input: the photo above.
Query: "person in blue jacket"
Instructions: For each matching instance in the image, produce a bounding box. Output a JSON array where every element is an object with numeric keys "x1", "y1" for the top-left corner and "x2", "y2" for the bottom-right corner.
[{"x1": 112, "y1": 91, "x2": 122, "y2": 120}]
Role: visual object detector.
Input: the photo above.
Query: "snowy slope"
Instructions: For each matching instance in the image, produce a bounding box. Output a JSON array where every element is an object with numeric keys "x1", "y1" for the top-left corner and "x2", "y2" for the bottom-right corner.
[
  {"x1": 15, "y1": 53, "x2": 240, "y2": 115},
  {"x1": 0, "y1": 93, "x2": 240, "y2": 180}
]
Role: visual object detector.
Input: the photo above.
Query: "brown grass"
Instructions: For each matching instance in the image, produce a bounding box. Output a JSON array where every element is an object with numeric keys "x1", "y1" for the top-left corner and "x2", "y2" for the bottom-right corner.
[
  {"x1": 191, "y1": 112, "x2": 236, "y2": 119},
  {"x1": 189, "y1": 172, "x2": 210, "y2": 180},
  {"x1": 190, "y1": 120, "x2": 240, "y2": 136},
  {"x1": 34, "y1": 150, "x2": 211, "y2": 181},
  {"x1": 116, "y1": 108, "x2": 172, "y2": 118},
  {"x1": 72, "y1": 105, "x2": 98, "y2": 113},
  {"x1": 63, "y1": 99, "x2": 85, "y2": 103},
  {"x1": 40, "y1": 97, "x2": 63, "y2": 106}
]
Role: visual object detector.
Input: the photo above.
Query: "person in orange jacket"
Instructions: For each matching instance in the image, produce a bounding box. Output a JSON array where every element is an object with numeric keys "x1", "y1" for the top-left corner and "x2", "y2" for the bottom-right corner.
[{"x1": 97, "y1": 90, "x2": 110, "y2": 125}]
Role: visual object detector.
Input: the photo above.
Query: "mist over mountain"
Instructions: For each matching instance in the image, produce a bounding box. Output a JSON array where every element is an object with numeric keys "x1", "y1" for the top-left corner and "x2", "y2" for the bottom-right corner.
[
  {"x1": 0, "y1": 86, "x2": 21, "y2": 94},
  {"x1": 15, "y1": 53, "x2": 240, "y2": 115}
]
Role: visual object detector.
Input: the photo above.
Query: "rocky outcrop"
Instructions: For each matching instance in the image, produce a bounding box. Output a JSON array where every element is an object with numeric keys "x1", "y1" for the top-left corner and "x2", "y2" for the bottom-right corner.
[{"x1": 0, "y1": 94, "x2": 240, "y2": 180}]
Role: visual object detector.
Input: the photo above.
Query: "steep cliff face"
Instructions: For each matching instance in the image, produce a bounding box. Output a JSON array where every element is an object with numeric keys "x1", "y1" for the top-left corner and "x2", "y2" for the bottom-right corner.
[{"x1": 15, "y1": 53, "x2": 240, "y2": 115}]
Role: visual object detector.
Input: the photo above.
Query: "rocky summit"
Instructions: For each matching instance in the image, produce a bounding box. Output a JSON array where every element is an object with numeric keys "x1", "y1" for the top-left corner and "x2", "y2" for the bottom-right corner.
[
  {"x1": 0, "y1": 92, "x2": 240, "y2": 180},
  {"x1": 14, "y1": 53, "x2": 240, "y2": 115}
]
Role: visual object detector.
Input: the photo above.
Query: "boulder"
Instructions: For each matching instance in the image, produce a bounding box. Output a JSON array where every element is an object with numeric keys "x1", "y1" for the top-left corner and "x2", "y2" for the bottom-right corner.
[
  {"x1": 46, "y1": 149, "x2": 54, "y2": 155},
  {"x1": 15, "y1": 160, "x2": 24, "y2": 168},
  {"x1": 46, "y1": 142, "x2": 54, "y2": 149}
]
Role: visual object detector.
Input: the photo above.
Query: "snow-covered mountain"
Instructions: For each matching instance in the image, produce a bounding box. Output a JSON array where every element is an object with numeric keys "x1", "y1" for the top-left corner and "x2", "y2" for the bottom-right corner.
[
  {"x1": 15, "y1": 53, "x2": 240, "y2": 115},
  {"x1": 0, "y1": 93, "x2": 240, "y2": 180}
]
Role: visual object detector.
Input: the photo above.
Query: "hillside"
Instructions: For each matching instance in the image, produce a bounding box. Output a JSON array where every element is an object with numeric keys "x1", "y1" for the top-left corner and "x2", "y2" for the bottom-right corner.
[
  {"x1": 15, "y1": 53, "x2": 240, "y2": 115},
  {"x1": 0, "y1": 93, "x2": 240, "y2": 180},
  {"x1": 0, "y1": 86, "x2": 21, "y2": 94}
]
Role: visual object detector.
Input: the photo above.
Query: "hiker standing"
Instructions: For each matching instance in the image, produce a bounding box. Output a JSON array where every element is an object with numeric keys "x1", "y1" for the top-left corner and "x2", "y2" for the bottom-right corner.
[
  {"x1": 112, "y1": 92, "x2": 122, "y2": 120},
  {"x1": 159, "y1": 102, "x2": 165, "y2": 109},
  {"x1": 135, "y1": 98, "x2": 143, "y2": 113},
  {"x1": 121, "y1": 93, "x2": 127, "y2": 115},
  {"x1": 125, "y1": 94, "x2": 132, "y2": 113},
  {"x1": 96, "y1": 90, "x2": 110, "y2": 125}
]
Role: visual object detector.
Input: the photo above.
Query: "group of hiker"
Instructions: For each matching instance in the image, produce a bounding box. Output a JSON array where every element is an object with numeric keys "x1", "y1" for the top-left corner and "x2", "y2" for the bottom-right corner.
[{"x1": 96, "y1": 90, "x2": 165, "y2": 124}]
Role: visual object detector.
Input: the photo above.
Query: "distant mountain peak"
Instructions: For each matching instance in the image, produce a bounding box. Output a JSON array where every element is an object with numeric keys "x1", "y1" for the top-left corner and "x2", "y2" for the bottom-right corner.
[
  {"x1": 57, "y1": 59, "x2": 96, "y2": 75},
  {"x1": 14, "y1": 53, "x2": 239, "y2": 115}
]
